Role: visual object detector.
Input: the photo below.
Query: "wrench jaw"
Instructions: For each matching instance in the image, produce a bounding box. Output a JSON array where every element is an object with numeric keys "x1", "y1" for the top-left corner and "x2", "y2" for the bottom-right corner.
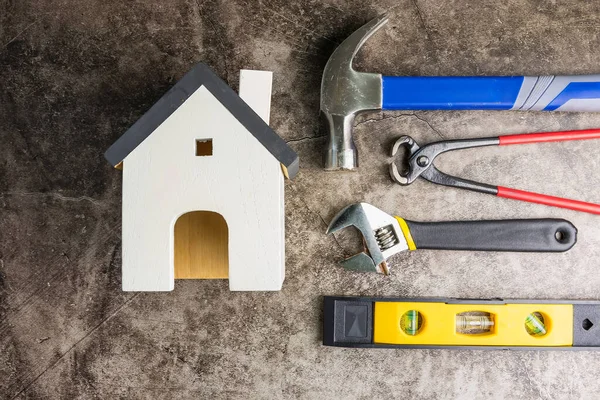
[
  {"x1": 327, "y1": 203, "x2": 409, "y2": 274},
  {"x1": 339, "y1": 252, "x2": 383, "y2": 274}
]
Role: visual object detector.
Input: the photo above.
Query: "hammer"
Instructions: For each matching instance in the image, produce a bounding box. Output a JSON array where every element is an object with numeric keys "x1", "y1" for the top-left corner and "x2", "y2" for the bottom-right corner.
[{"x1": 321, "y1": 14, "x2": 600, "y2": 170}]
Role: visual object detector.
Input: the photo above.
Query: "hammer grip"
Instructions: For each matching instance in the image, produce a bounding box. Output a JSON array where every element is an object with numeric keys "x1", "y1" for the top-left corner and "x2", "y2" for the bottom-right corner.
[
  {"x1": 382, "y1": 75, "x2": 600, "y2": 111},
  {"x1": 404, "y1": 219, "x2": 577, "y2": 253}
]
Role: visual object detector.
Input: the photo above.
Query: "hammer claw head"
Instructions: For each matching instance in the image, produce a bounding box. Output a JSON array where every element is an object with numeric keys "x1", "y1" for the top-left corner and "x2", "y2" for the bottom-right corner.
[
  {"x1": 321, "y1": 15, "x2": 389, "y2": 170},
  {"x1": 336, "y1": 13, "x2": 389, "y2": 64}
]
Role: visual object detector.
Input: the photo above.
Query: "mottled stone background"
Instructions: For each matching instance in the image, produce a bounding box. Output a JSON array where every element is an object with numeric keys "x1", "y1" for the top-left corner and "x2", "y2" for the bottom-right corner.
[{"x1": 2, "y1": 0, "x2": 600, "y2": 398}]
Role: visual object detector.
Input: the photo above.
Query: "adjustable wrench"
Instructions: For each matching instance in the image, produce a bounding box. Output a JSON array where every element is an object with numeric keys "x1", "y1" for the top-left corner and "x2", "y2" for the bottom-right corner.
[{"x1": 327, "y1": 203, "x2": 577, "y2": 274}]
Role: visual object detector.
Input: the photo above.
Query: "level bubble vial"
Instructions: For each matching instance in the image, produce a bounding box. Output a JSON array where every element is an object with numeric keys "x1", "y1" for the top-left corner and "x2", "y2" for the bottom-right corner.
[
  {"x1": 456, "y1": 311, "x2": 495, "y2": 335},
  {"x1": 400, "y1": 310, "x2": 423, "y2": 336},
  {"x1": 525, "y1": 312, "x2": 548, "y2": 337}
]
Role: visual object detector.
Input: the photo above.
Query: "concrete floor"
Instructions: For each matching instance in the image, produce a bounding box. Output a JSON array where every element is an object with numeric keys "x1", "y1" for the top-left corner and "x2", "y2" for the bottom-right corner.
[{"x1": 2, "y1": 0, "x2": 600, "y2": 398}]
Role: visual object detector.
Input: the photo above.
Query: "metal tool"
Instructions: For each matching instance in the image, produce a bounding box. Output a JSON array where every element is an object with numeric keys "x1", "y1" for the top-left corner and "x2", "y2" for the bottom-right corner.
[
  {"x1": 326, "y1": 203, "x2": 577, "y2": 274},
  {"x1": 323, "y1": 296, "x2": 600, "y2": 349},
  {"x1": 321, "y1": 14, "x2": 600, "y2": 171},
  {"x1": 390, "y1": 128, "x2": 600, "y2": 215}
]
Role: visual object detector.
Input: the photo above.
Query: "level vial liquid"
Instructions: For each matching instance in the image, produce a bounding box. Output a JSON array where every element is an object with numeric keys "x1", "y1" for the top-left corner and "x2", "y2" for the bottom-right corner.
[{"x1": 456, "y1": 312, "x2": 495, "y2": 335}]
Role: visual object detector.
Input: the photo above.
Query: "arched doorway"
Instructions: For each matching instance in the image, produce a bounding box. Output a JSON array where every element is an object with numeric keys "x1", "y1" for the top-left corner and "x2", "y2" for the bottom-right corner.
[{"x1": 174, "y1": 211, "x2": 229, "y2": 279}]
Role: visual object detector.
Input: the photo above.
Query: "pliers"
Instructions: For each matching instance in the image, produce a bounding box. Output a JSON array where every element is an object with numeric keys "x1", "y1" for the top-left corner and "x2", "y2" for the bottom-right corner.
[{"x1": 389, "y1": 128, "x2": 600, "y2": 215}]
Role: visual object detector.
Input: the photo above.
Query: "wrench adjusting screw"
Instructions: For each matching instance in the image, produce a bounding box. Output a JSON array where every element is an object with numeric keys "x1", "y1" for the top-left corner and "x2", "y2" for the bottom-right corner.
[{"x1": 374, "y1": 225, "x2": 399, "y2": 251}]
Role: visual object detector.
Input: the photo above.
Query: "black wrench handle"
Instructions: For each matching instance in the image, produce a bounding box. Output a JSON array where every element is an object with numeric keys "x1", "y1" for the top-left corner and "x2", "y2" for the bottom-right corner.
[{"x1": 404, "y1": 219, "x2": 577, "y2": 252}]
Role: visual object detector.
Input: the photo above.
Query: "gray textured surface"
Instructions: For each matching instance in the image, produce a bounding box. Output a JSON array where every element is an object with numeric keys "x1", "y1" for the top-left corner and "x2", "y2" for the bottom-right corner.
[{"x1": 2, "y1": 1, "x2": 600, "y2": 399}]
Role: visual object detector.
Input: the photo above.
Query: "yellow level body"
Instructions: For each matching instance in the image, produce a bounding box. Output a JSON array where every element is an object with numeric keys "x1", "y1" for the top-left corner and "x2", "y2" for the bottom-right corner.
[
  {"x1": 374, "y1": 301, "x2": 573, "y2": 346},
  {"x1": 323, "y1": 297, "x2": 600, "y2": 349}
]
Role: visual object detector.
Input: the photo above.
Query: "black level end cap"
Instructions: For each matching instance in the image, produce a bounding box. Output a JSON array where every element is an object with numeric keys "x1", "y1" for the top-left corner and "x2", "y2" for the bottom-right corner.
[
  {"x1": 574, "y1": 304, "x2": 600, "y2": 347},
  {"x1": 323, "y1": 297, "x2": 373, "y2": 347}
]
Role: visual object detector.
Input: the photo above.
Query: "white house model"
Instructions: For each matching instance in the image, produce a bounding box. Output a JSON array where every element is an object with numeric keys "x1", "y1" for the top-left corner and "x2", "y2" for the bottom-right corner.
[{"x1": 104, "y1": 63, "x2": 299, "y2": 292}]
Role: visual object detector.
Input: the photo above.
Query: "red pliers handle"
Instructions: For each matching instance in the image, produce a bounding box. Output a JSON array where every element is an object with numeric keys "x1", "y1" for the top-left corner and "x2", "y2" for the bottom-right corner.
[{"x1": 390, "y1": 128, "x2": 600, "y2": 215}]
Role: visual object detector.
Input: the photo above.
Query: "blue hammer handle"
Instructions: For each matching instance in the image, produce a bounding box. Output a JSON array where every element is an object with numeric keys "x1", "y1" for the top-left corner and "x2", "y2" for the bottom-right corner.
[{"x1": 382, "y1": 76, "x2": 600, "y2": 111}]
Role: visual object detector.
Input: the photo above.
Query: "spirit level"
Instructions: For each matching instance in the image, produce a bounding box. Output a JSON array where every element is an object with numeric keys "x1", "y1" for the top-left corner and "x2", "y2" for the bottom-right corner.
[{"x1": 323, "y1": 297, "x2": 600, "y2": 349}]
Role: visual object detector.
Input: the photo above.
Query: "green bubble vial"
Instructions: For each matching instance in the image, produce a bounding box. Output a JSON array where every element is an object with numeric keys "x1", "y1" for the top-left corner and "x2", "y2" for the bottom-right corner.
[
  {"x1": 525, "y1": 312, "x2": 547, "y2": 336},
  {"x1": 400, "y1": 310, "x2": 423, "y2": 335}
]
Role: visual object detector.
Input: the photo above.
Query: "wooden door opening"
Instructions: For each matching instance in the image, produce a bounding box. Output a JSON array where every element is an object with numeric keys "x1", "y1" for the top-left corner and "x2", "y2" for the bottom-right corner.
[{"x1": 174, "y1": 211, "x2": 229, "y2": 279}]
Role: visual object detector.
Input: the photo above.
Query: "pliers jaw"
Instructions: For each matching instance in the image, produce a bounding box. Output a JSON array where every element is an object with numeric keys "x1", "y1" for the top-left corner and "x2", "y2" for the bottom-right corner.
[
  {"x1": 389, "y1": 135, "x2": 422, "y2": 185},
  {"x1": 389, "y1": 135, "x2": 500, "y2": 195}
]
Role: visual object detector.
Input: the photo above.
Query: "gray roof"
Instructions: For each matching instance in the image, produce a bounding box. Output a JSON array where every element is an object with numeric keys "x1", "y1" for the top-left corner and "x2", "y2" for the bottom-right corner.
[{"x1": 104, "y1": 63, "x2": 299, "y2": 179}]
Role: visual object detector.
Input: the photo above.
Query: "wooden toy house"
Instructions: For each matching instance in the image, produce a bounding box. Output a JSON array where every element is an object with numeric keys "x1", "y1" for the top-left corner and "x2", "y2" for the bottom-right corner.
[{"x1": 104, "y1": 64, "x2": 298, "y2": 291}]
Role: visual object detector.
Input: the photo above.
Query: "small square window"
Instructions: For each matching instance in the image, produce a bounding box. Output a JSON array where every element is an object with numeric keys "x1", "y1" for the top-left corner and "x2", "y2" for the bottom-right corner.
[{"x1": 196, "y1": 139, "x2": 213, "y2": 156}]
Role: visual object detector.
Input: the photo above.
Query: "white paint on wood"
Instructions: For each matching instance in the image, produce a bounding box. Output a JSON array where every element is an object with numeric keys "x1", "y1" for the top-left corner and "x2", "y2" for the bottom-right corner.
[
  {"x1": 239, "y1": 70, "x2": 273, "y2": 123},
  {"x1": 121, "y1": 71, "x2": 285, "y2": 291},
  {"x1": 238, "y1": 69, "x2": 285, "y2": 288}
]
